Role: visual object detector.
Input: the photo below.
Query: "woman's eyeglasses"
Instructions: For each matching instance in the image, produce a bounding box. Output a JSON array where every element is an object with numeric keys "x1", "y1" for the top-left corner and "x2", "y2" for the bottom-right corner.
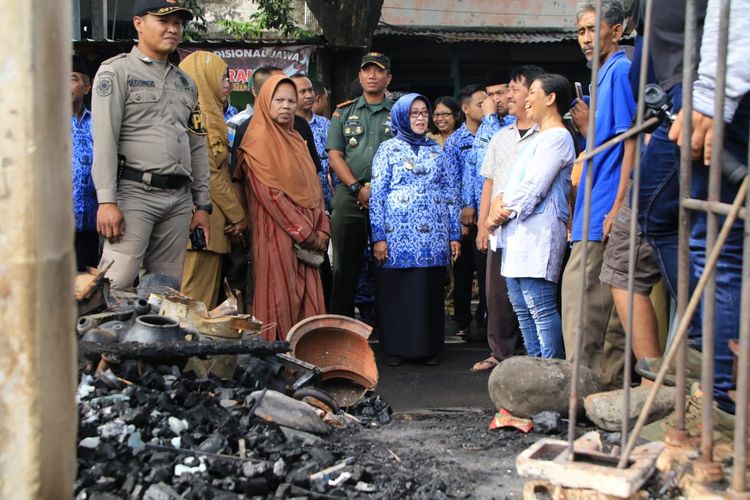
[
  {"x1": 432, "y1": 112, "x2": 453, "y2": 119},
  {"x1": 409, "y1": 110, "x2": 430, "y2": 118}
]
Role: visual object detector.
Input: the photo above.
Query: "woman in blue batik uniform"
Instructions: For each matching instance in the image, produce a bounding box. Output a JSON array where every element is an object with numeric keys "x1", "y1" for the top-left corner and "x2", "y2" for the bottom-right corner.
[{"x1": 370, "y1": 93, "x2": 462, "y2": 367}]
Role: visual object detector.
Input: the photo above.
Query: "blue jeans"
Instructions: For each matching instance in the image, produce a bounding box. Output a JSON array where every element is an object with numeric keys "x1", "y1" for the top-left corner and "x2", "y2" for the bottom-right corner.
[
  {"x1": 637, "y1": 84, "x2": 701, "y2": 344},
  {"x1": 689, "y1": 93, "x2": 749, "y2": 414},
  {"x1": 638, "y1": 84, "x2": 683, "y2": 298},
  {"x1": 506, "y1": 277, "x2": 564, "y2": 359}
]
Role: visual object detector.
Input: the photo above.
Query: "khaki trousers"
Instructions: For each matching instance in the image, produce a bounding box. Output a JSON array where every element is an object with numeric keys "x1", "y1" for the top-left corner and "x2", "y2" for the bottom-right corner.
[
  {"x1": 561, "y1": 241, "x2": 625, "y2": 387},
  {"x1": 99, "y1": 180, "x2": 193, "y2": 290},
  {"x1": 181, "y1": 250, "x2": 222, "y2": 309}
]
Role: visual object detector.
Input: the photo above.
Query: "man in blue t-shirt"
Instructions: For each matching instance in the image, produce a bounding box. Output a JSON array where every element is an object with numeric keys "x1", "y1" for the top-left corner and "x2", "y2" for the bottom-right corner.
[{"x1": 561, "y1": 0, "x2": 635, "y2": 387}]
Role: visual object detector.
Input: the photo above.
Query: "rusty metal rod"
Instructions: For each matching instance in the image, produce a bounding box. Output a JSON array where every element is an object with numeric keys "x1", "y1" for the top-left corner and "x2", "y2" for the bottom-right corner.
[
  {"x1": 681, "y1": 198, "x2": 747, "y2": 219},
  {"x1": 622, "y1": 0, "x2": 654, "y2": 455},
  {"x1": 577, "y1": 117, "x2": 661, "y2": 163},
  {"x1": 700, "y1": 0, "x2": 732, "y2": 466},
  {"x1": 730, "y1": 135, "x2": 750, "y2": 492},
  {"x1": 618, "y1": 176, "x2": 749, "y2": 469},
  {"x1": 568, "y1": 0, "x2": 603, "y2": 462},
  {"x1": 675, "y1": 0, "x2": 698, "y2": 436}
]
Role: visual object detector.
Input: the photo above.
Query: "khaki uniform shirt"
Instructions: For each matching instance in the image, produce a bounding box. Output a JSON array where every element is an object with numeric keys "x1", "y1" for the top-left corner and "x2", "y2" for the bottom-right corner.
[
  {"x1": 91, "y1": 46, "x2": 210, "y2": 205},
  {"x1": 326, "y1": 96, "x2": 393, "y2": 182}
]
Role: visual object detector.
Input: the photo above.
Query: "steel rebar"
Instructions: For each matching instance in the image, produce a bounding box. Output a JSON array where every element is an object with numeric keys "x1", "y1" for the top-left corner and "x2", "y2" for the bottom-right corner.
[
  {"x1": 621, "y1": 0, "x2": 654, "y2": 455},
  {"x1": 567, "y1": 0, "x2": 602, "y2": 461},
  {"x1": 700, "y1": 0, "x2": 732, "y2": 466},
  {"x1": 618, "y1": 176, "x2": 749, "y2": 468},
  {"x1": 675, "y1": 0, "x2": 698, "y2": 437},
  {"x1": 730, "y1": 131, "x2": 750, "y2": 493}
]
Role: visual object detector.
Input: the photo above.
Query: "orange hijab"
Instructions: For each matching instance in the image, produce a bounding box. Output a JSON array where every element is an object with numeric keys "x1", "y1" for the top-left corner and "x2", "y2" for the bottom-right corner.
[{"x1": 238, "y1": 75, "x2": 322, "y2": 209}]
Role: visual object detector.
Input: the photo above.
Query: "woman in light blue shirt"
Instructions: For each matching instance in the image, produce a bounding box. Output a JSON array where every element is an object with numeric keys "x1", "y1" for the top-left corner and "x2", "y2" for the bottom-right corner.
[
  {"x1": 487, "y1": 74, "x2": 575, "y2": 359},
  {"x1": 370, "y1": 93, "x2": 462, "y2": 367}
]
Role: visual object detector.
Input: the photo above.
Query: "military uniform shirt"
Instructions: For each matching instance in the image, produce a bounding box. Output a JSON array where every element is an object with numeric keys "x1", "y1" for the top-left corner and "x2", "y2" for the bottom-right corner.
[
  {"x1": 326, "y1": 95, "x2": 393, "y2": 182},
  {"x1": 91, "y1": 46, "x2": 210, "y2": 205}
]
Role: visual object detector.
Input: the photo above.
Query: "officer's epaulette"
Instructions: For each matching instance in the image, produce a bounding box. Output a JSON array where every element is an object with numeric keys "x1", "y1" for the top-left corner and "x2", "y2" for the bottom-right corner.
[
  {"x1": 332, "y1": 99, "x2": 355, "y2": 118},
  {"x1": 100, "y1": 52, "x2": 128, "y2": 66}
]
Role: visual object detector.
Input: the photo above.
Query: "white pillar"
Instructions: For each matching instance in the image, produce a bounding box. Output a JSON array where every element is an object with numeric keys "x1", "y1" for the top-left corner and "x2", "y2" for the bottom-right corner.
[{"x1": 0, "y1": 0, "x2": 77, "y2": 497}]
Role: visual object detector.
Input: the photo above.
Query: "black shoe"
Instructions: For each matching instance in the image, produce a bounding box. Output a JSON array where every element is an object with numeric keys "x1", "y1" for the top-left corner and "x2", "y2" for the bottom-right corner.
[
  {"x1": 425, "y1": 356, "x2": 441, "y2": 366},
  {"x1": 384, "y1": 355, "x2": 402, "y2": 367}
]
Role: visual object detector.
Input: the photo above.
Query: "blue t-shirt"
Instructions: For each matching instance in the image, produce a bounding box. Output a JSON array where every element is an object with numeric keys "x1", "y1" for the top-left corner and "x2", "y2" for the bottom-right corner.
[{"x1": 571, "y1": 50, "x2": 636, "y2": 242}]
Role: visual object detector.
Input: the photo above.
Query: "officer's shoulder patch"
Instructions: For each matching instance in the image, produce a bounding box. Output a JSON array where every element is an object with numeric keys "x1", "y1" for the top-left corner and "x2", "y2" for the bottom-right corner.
[
  {"x1": 96, "y1": 74, "x2": 114, "y2": 97},
  {"x1": 335, "y1": 99, "x2": 354, "y2": 109},
  {"x1": 188, "y1": 104, "x2": 207, "y2": 136}
]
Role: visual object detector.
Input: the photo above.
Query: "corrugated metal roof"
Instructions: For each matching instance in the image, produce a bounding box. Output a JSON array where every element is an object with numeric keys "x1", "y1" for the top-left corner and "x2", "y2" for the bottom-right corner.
[{"x1": 374, "y1": 24, "x2": 577, "y2": 44}]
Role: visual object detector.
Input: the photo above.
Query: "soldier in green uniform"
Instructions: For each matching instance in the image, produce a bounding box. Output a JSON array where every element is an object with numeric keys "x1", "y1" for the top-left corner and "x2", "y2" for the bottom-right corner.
[{"x1": 326, "y1": 53, "x2": 393, "y2": 316}]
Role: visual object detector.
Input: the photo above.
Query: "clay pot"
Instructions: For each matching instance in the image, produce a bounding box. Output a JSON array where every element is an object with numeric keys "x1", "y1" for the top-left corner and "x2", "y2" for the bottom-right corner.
[
  {"x1": 287, "y1": 315, "x2": 378, "y2": 407},
  {"x1": 120, "y1": 315, "x2": 183, "y2": 344}
]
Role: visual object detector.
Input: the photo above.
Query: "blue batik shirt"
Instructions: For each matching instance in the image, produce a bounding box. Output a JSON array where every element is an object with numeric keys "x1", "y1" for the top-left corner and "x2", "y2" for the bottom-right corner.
[
  {"x1": 309, "y1": 113, "x2": 333, "y2": 213},
  {"x1": 463, "y1": 114, "x2": 516, "y2": 210},
  {"x1": 224, "y1": 104, "x2": 239, "y2": 121},
  {"x1": 571, "y1": 50, "x2": 636, "y2": 242},
  {"x1": 370, "y1": 139, "x2": 461, "y2": 269},
  {"x1": 441, "y1": 123, "x2": 475, "y2": 205},
  {"x1": 71, "y1": 107, "x2": 97, "y2": 232}
]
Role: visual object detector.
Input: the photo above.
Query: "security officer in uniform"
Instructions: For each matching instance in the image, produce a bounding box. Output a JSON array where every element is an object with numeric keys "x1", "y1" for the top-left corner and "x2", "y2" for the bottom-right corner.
[
  {"x1": 326, "y1": 52, "x2": 393, "y2": 316},
  {"x1": 92, "y1": 0, "x2": 211, "y2": 289}
]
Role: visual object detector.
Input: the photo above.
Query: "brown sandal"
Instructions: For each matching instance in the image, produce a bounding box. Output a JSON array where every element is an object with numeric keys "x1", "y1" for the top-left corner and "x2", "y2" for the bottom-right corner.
[{"x1": 471, "y1": 357, "x2": 499, "y2": 372}]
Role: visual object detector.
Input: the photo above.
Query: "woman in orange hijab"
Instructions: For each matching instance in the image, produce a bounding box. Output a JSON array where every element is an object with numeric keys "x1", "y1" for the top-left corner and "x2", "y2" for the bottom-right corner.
[{"x1": 237, "y1": 75, "x2": 329, "y2": 340}]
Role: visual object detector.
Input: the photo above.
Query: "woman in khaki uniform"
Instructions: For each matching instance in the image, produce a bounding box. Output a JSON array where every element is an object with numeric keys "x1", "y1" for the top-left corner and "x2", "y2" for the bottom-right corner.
[{"x1": 179, "y1": 51, "x2": 247, "y2": 308}]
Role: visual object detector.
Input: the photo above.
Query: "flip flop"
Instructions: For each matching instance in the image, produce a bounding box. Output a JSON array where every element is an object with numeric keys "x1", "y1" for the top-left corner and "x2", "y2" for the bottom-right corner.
[{"x1": 471, "y1": 356, "x2": 499, "y2": 372}]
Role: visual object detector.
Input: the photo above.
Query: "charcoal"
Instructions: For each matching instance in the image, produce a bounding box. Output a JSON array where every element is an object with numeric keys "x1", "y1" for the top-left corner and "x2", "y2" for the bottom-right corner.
[
  {"x1": 242, "y1": 460, "x2": 269, "y2": 478},
  {"x1": 532, "y1": 411, "x2": 565, "y2": 434},
  {"x1": 241, "y1": 477, "x2": 271, "y2": 495},
  {"x1": 77, "y1": 347, "x2": 470, "y2": 499},
  {"x1": 307, "y1": 446, "x2": 336, "y2": 468},
  {"x1": 348, "y1": 395, "x2": 392, "y2": 425},
  {"x1": 143, "y1": 482, "x2": 180, "y2": 500}
]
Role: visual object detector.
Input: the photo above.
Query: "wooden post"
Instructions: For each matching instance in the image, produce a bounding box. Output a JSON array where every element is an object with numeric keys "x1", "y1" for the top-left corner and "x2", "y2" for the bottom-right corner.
[{"x1": 0, "y1": 0, "x2": 77, "y2": 497}]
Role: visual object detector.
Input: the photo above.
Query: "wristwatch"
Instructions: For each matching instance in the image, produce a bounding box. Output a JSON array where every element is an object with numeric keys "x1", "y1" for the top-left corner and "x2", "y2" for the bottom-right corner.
[
  {"x1": 195, "y1": 203, "x2": 213, "y2": 215},
  {"x1": 348, "y1": 181, "x2": 362, "y2": 196}
]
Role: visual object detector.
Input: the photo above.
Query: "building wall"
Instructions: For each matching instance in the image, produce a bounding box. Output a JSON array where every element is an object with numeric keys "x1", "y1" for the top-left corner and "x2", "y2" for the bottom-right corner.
[{"x1": 381, "y1": 0, "x2": 579, "y2": 29}]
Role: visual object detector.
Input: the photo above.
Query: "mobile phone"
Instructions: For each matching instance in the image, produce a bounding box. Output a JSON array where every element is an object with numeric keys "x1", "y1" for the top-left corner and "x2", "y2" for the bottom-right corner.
[
  {"x1": 574, "y1": 82, "x2": 584, "y2": 102},
  {"x1": 190, "y1": 228, "x2": 206, "y2": 250}
]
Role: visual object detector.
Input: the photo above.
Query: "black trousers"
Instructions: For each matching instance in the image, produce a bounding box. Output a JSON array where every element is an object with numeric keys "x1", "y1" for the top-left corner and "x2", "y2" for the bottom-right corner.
[
  {"x1": 376, "y1": 267, "x2": 445, "y2": 359},
  {"x1": 75, "y1": 231, "x2": 100, "y2": 272},
  {"x1": 452, "y1": 224, "x2": 486, "y2": 333}
]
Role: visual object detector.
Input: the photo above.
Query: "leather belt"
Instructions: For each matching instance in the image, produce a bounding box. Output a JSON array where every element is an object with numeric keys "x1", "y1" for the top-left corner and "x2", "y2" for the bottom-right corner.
[{"x1": 119, "y1": 165, "x2": 191, "y2": 190}]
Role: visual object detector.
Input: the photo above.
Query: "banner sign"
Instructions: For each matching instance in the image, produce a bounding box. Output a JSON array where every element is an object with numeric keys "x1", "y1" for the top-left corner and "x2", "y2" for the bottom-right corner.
[{"x1": 177, "y1": 45, "x2": 314, "y2": 92}]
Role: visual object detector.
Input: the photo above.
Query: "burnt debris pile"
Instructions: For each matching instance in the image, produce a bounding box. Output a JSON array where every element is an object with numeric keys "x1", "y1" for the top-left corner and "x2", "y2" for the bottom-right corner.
[{"x1": 75, "y1": 358, "x2": 399, "y2": 499}]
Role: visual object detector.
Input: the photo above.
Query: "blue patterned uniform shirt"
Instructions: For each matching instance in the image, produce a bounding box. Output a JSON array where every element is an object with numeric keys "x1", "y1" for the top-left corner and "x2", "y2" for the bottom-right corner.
[
  {"x1": 370, "y1": 139, "x2": 461, "y2": 269},
  {"x1": 71, "y1": 107, "x2": 97, "y2": 232},
  {"x1": 224, "y1": 104, "x2": 239, "y2": 121},
  {"x1": 441, "y1": 123, "x2": 475, "y2": 207},
  {"x1": 463, "y1": 114, "x2": 516, "y2": 210},
  {"x1": 309, "y1": 113, "x2": 333, "y2": 213}
]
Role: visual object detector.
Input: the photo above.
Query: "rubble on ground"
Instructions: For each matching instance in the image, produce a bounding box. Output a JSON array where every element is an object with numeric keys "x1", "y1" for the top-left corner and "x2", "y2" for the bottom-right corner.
[
  {"x1": 584, "y1": 385, "x2": 677, "y2": 432},
  {"x1": 488, "y1": 356, "x2": 601, "y2": 418}
]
